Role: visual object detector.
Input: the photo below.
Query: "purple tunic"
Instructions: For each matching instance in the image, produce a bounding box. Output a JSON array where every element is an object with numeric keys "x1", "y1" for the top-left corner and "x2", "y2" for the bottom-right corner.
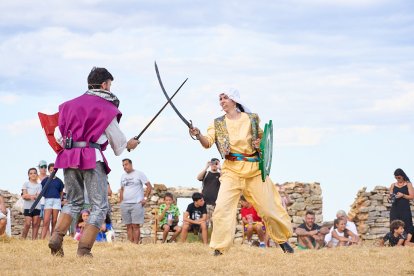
[{"x1": 54, "y1": 94, "x2": 122, "y2": 174}]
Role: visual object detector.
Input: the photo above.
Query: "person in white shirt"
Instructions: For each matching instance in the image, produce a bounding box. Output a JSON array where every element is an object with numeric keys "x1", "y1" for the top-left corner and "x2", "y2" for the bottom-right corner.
[
  {"x1": 119, "y1": 159, "x2": 152, "y2": 244},
  {"x1": 325, "y1": 210, "x2": 359, "y2": 245}
]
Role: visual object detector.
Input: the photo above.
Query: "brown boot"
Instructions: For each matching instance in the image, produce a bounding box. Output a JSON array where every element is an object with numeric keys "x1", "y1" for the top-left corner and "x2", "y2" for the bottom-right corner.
[
  {"x1": 48, "y1": 213, "x2": 72, "y2": 257},
  {"x1": 77, "y1": 224, "x2": 100, "y2": 257}
]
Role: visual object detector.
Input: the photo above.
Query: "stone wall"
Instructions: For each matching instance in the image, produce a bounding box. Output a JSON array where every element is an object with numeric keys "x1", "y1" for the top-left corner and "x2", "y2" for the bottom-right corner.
[
  {"x1": 2, "y1": 182, "x2": 323, "y2": 243},
  {"x1": 348, "y1": 186, "x2": 414, "y2": 240}
]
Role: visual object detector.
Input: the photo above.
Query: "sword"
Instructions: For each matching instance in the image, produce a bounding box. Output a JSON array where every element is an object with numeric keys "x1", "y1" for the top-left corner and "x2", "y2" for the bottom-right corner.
[
  {"x1": 155, "y1": 62, "x2": 197, "y2": 140},
  {"x1": 128, "y1": 77, "x2": 188, "y2": 151},
  {"x1": 29, "y1": 169, "x2": 58, "y2": 213}
]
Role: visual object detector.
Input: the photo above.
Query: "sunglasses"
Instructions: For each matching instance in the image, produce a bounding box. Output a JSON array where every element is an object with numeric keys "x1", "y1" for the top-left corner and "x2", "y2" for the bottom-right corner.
[{"x1": 40, "y1": 165, "x2": 47, "y2": 169}]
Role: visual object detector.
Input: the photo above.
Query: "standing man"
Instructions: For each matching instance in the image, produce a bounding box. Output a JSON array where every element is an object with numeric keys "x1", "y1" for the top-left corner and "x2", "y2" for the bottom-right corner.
[
  {"x1": 48, "y1": 67, "x2": 139, "y2": 257},
  {"x1": 196, "y1": 158, "x2": 221, "y2": 229},
  {"x1": 120, "y1": 158, "x2": 152, "y2": 244}
]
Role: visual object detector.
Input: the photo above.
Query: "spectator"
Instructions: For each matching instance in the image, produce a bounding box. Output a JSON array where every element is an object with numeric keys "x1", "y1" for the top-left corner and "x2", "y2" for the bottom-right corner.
[
  {"x1": 21, "y1": 168, "x2": 42, "y2": 239},
  {"x1": 48, "y1": 67, "x2": 140, "y2": 257},
  {"x1": 74, "y1": 209, "x2": 90, "y2": 241},
  {"x1": 196, "y1": 158, "x2": 221, "y2": 228},
  {"x1": 120, "y1": 158, "x2": 152, "y2": 244},
  {"x1": 379, "y1": 220, "x2": 406, "y2": 247},
  {"x1": 0, "y1": 195, "x2": 7, "y2": 236},
  {"x1": 158, "y1": 192, "x2": 181, "y2": 243},
  {"x1": 41, "y1": 163, "x2": 64, "y2": 239},
  {"x1": 295, "y1": 210, "x2": 329, "y2": 250},
  {"x1": 37, "y1": 160, "x2": 48, "y2": 221},
  {"x1": 181, "y1": 192, "x2": 208, "y2": 245},
  {"x1": 96, "y1": 213, "x2": 113, "y2": 242},
  {"x1": 327, "y1": 218, "x2": 360, "y2": 248},
  {"x1": 240, "y1": 196, "x2": 266, "y2": 248},
  {"x1": 389, "y1": 168, "x2": 414, "y2": 234},
  {"x1": 324, "y1": 210, "x2": 359, "y2": 245}
]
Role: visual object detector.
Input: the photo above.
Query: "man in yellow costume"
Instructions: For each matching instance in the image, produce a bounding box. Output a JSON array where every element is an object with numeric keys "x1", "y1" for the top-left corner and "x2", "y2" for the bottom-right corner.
[{"x1": 190, "y1": 88, "x2": 293, "y2": 255}]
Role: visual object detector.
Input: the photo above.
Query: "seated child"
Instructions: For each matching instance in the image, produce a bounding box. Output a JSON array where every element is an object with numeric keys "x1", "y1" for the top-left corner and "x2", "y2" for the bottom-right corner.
[
  {"x1": 380, "y1": 220, "x2": 406, "y2": 247},
  {"x1": 158, "y1": 192, "x2": 181, "y2": 243},
  {"x1": 327, "y1": 218, "x2": 360, "y2": 247},
  {"x1": 74, "y1": 209, "x2": 90, "y2": 241},
  {"x1": 96, "y1": 213, "x2": 113, "y2": 242},
  {"x1": 240, "y1": 196, "x2": 266, "y2": 248},
  {"x1": 180, "y1": 192, "x2": 208, "y2": 245}
]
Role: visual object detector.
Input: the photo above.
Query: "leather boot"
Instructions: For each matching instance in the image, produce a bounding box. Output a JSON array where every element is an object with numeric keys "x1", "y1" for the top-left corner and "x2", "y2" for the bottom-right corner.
[
  {"x1": 77, "y1": 224, "x2": 100, "y2": 257},
  {"x1": 48, "y1": 213, "x2": 72, "y2": 257}
]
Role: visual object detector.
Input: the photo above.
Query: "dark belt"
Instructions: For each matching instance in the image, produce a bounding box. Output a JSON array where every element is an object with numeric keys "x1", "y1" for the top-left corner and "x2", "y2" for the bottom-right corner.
[
  {"x1": 72, "y1": 141, "x2": 101, "y2": 150},
  {"x1": 224, "y1": 152, "x2": 260, "y2": 162}
]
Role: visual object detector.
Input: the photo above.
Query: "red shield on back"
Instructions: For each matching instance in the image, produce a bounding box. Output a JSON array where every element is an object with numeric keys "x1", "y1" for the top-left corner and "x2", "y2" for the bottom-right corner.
[{"x1": 38, "y1": 112, "x2": 63, "y2": 154}]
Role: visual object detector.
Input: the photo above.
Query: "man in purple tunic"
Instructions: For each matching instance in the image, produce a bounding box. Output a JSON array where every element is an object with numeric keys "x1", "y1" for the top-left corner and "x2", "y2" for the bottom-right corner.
[{"x1": 49, "y1": 67, "x2": 139, "y2": 257}]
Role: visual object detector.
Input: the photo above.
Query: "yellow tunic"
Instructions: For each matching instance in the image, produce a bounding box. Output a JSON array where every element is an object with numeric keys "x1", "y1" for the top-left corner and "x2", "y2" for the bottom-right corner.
[
  {"x1": 203, "y1": 113, "x2": 293, "y2": 251},
  {"x1": 204, "y1": 113, "x2": 262, "y2": 178}
]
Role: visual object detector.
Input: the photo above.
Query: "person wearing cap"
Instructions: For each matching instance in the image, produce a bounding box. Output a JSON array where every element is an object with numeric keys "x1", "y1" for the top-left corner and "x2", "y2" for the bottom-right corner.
[
  {"x1": 324, "y1": 210, "x2": 359, "y2": 245},
  {"x1": 190, "y1": 88, "x2": 293, "y2": 255},
  {"x1": 48, "y1": 67, "x2": 139, "y2": 257},
  {"x1": 37, "y1": 160, "x2": 48, "y2": 222},
  {"x1": 196, "y1": 158, "x2": 221, "y2": 229}
]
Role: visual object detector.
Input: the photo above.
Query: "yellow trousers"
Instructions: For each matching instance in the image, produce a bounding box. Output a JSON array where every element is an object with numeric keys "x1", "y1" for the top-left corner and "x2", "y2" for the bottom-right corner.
[{"x1": 210, "y1": 172, "x2": 293, "y2": 251}]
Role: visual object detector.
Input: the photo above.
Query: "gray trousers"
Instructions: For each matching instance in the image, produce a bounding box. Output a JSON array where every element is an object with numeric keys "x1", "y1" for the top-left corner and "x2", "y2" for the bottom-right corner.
[{"x1": 61, "y1": 162, "x2": 108, "y2": 229}]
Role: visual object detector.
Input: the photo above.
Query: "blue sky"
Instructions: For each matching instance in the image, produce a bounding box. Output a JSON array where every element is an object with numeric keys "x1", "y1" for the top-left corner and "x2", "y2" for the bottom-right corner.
[{"x1": 1, "y1": 0, "x2": 413, "y2": 220}]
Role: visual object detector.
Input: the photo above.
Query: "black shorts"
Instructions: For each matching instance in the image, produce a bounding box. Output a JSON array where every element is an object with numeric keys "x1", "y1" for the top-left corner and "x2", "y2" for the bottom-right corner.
[
  {"x1": 189, "y1": 224, "x2": 201, "y2": 233},
  {"x1": 24, "y1": 209, "x2": 41, "y2": 217},
  {"x1": 160, "y1": 222, "x2": 179, "y2": 230}
]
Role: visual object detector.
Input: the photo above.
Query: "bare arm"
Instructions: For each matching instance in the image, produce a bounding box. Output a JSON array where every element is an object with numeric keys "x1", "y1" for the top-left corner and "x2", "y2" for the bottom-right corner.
[
  {"x1": 196, "y1": 162, "x2": 210, "y2": 181},
  {"x1": 332, "y1": 230, "x2": 349, "y2": 242},
  {"x1": 0, "y1": 196, "x2": 6, "y2": 214},
  {"x1": 389, "y1": 183, "x2": 395, "y2": 196},
  {"x1": 119, "y1": 187, "x2": 124, "y2": 203},
  {"x1": 295, "y1": 227, "x2": 317, "y2": 237},
  {"x1": 158, "y1": 205, "x2": 170, "y2": 221},
  {"x1": 144, "y1": 182, "x2": 152, "y2": 198},
  {"x1": 22, "y1": 189, "x2": 35, "y2": 200},
  {"x1": 405, "y1": 182, "x2": 414, "y2": 200}
]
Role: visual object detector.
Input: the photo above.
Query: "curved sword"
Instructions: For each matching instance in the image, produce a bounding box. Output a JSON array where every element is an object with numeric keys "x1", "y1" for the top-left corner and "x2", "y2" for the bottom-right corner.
[{"x1": 155, "y1": 61, "x2": 194, "y2": 131}]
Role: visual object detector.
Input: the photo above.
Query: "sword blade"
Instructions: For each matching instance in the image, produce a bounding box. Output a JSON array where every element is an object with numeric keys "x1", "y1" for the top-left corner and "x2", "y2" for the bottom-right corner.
[
  {"x1": 134, "y1": 78, "x2": 188, "y2": 141},
  {"x1": 155, "y1": 61, "x2": 192, "y2": 128}
]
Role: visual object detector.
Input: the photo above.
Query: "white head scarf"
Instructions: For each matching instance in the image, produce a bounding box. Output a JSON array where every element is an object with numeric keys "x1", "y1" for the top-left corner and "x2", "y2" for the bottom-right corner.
[{"x1": 221, "y1": 88, "x2": 251, "y2": 113}]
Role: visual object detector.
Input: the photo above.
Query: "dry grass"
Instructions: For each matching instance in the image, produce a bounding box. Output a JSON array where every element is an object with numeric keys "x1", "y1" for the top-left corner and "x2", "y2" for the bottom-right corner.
[{"x1": 1, "y1": 236, "x2": 414, "y2": 275}]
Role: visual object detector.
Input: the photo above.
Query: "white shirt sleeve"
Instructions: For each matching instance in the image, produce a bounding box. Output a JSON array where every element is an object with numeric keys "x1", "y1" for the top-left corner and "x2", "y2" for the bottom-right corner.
[
  {"x1": 54, "y1": 127, "x2": 64, "y2": 147},
  {"x1": 105, "y1": 117, "x2": 127, "y2": 156},
  {"x1": 347, "y1": 221, "x2": 358, "y2": 235}
]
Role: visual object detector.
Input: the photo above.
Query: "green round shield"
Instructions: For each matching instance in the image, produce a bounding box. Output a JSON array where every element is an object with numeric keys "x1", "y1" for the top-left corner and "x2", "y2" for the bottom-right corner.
[{"x1": 259, "y1": 120, "x2": 273, "y2": 182}]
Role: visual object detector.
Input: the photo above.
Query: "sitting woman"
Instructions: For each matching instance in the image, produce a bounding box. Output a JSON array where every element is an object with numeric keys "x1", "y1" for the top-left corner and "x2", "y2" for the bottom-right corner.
[
  {"x1": 74, "y1": 209, "x2": 90, "y2": 241},
  {"x1": 96, "y1": 213, "x2": 113, "y2": 242},
  {"x1": 327, "y1": 218, "x2": 360, "y2": 247}
]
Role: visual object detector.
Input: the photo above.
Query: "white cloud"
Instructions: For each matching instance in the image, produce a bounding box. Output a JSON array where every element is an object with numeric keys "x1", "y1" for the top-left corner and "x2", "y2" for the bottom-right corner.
[
  {"x1": 0, "y1": 93, "x2": 20, "y2": 105},
  {"x1": 369, "y1": 82, "x2": 414, "y2": 113},
  {"x1": 3, "y1": 118, "x2": 39, "y2": 135},
  {"x1": 277, "y1": 127, "x2": 335, "y2": 146}
]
